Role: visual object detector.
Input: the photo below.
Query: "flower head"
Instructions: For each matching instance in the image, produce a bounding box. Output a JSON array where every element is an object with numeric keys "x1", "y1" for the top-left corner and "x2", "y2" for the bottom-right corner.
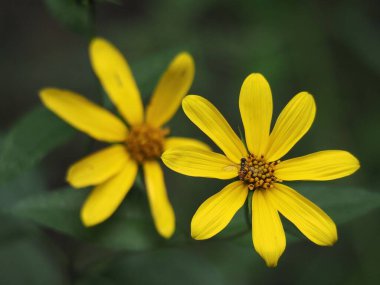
[
  {"x1": 162, "y1": 73, "x2": 360, "y2": 265},
  {"x1": 39, "y1": 37, "x2": 209, "y2": 238}
]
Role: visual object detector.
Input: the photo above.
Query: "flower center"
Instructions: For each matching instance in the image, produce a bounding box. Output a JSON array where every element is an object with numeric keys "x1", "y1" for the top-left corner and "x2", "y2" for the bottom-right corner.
[
  {"x1": 126, "y1": 124, "x2": 169, "y2": 163},
  {"x1": 238, "y1": 154, "x2": 282, "y2": 191}
]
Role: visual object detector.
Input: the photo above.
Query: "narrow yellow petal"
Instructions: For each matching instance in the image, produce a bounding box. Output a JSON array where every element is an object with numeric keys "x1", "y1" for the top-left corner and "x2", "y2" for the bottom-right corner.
[
  {"x1": 146, "y1": 53, "x2": 195, "y2": 127},
  {"x1": 265, "y1": 92, "x2": 316, "y2": 162},
  {"x1": 67, "y1": 145, "x2": 129, "y2": 188},
  {"x1": 252, "y1": 189, "x2": 286, "y2": 267},
  {"x1": 276, "y1": 150, "x2": 360, "y2": 181},
  {"x1": 40, "y1": 88, "x2": 128, "y2": 142},
  {"x1": 81, "y1": 160, "x2": 138, "y2": 227},
  {"x1": 191, "y1": 181, "x2": 248, "y2": 240},
  {"x1": 182, "y1": 95, "x2": 247, "y2": 163},
  {"x1": 90, "y1": 38, "x2": 144, "y2": 125},
  {"x1": 143, "y1": 161, "x2": 175, "y2": 239},
  {"x1": 239, "y1": 73, "x2": 272, "y2": 157},
  {"x1": 162, "y1": 147, "x2": 239, "y2": 180},
  {"x1": 268, "y1": 183, "x2": 337, "y2": 246},
  {"x1": 164, "y1": 137, "x2": 211, "y2": 151}
]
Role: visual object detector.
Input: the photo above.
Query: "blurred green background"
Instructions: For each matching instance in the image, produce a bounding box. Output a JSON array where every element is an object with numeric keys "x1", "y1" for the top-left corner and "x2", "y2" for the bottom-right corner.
[{"x1": 0, "y1": 0, "x2": 379, "y2": 284}]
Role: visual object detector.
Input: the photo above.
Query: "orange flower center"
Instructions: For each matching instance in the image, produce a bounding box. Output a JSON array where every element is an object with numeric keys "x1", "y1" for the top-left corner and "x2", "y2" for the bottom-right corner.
[
  {"x1": 238, "y1": 154, "x2": 282, "y2": 191},
  {"x1": 126, "y1": 124, "x2": 169, "y2": 163}
]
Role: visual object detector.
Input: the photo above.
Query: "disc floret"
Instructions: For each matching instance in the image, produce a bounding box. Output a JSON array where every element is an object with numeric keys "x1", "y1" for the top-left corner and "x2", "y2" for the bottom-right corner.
[
  {"x1": 238, "y1": 154, "x2": 282, "y2": 191},
  {"x1": 126, "y1": 124, "x2": 169, "y2": 163}
]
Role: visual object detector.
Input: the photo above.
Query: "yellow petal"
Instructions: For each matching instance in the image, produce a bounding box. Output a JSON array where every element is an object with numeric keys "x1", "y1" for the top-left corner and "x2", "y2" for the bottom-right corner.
[
  {"x1": 191, "y1": 181, "x2": 248, "y2": 240},
  {"x1": 67, "y1": 145, "x2": 129, "y2": 188},
  {"x1": 252, "y1": 189, "x2": 286, "y2": 267},
  {"x1": 146, "y1": 53, "x2": 195, "y2": 127},
  {"x1": 182, "y1": 95, "x2": 247, "y2": 163},
  {"x1": 143, "y1": 161, "x2": 175, "y2": 239},
  {"x1": 265, "y1": 92, "x2": 316, "y2": 162},
  {"x1": 81, "y1": 159, "x2": 138, "y2": 227},
  {"x1": 89, "y1": 38, "x2": 144, "y2": 125},
  {"x1": 268, "y1": 183, "x2": 337, "y2": 246},
  {"x1": 275, "y1": 150, "x2": 360, "y2": 181},
  {"x1": 164, "y1": 137, "x2": 211, "y2": 151},
  {"x1": 40, "y1": 88, "x2": 128, "y2": 142},
  {"x1": 239, "y1": 73, "x2": 272, "y2": 157},
  {"x1": 162, "y1": 147, "x2": 239, "y2": 180}
]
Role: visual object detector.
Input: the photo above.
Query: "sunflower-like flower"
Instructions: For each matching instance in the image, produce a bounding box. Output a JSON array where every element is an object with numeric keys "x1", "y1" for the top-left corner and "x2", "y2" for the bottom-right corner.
[
  {"x1": 162, "y1": 73, "x2": 360, "y2": 265},
  {"x1": 40, "y1": 38, "x2": 208, "y2": 238}
]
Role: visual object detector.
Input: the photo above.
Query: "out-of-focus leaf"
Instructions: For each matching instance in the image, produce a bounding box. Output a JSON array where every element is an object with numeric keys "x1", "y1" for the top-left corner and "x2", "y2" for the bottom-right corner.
[
  {"x1": 296, "y1": 246, "x2": 359, "y2": 285},
  {"x1": 231, "y1": 185, "x2": 380, "y2": 246},
  {"x1": 0, "y1": 238, "x2": 66, "y2": 285},
  {"x1": 131, "y1": 49, "x2": 180, "y2": 101},
  {"x1": 332, "y1": 4, "x2": 380, "y2": 74},
  {"x1": 78, "y1": 247, "x2": 224, "y2": 285},
  {"x1": 44, "y1": 0, "x2": 92, "y2": 35},
  {"x1": 76, "y1": 275, "x2": 116, "y2": 285},
  {"x1": 0, "y1": 107, "x2": 74, "y2": 185},
  {"x1": 348, "y1": 208, "x2": 380, "y2": 285},
  {"x1": 94, "y1": 0, "x2": 122, "y2": 4},
  {"x1": 0, "y1": 170, "x2": 46, "y2": 208},
  {"x1": 9, "y1": 187, "x2": 162, "y2": 251},
  {"x1": 295, "y1": 184, "x2": 380, "y2": 225}
]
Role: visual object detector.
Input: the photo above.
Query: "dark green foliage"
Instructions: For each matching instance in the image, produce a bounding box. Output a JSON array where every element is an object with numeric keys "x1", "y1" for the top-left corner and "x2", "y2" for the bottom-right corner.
[
  {"x1": 44, "y1": 0, "x2": 93, "y2": 35},
  {"x1": 0, "y1": 0, "x2": 379, "y2": 284},
  {"x1": 9, "y1": 187, "x2": 162, "y2": 251},
  {"x1": 0, "y1": 107, "x2": 74, "y2": 185}
]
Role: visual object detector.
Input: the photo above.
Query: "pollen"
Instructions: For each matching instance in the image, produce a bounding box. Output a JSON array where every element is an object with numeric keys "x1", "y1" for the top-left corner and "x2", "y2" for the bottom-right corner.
[
  {"x1": 126, "y1": 124, "x2": 169, "y2": 163},
  {"x1": 238, "y1": 154, "x2": 282, "y2": 191}
]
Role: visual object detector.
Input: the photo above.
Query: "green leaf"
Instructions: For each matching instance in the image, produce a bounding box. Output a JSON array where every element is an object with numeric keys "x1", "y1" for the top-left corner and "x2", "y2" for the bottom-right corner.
[
  {"x1": 0, "y1": 170, "x2": 46, "y2": 208},
  {"x1": 0, "y1": 212, "x2": 66, "y2": 285},
  {"x1": 44, "y1": 0, "x2": 93, "y2": 35},
  {"x1": 0, "y1": 107, "x2": 74, "y2": 185},
  {"x1": 8, "y1": 187, "x2": 162, "y2": 251},
  {"x1": 332, "y1": 4, "x2": 380, "y2": 74},
  {"x1": 131, "y1": 48, "x2": 186, "y2": 102},
  {"x1": 296, "y1": 247, "x2": 359, "y2": 285},
  {"x1": 78, "y1": 247, "x2": 224, "y2": 285},
  {"x1": 0, "y1": 238, "x2": 66, "y2": 285},
  {"x1": 294, "y1": 184, "x2": 380, "y2": 225},
  {"x1": 94, "y1": 0, "x2": 122, "y2": 4}
]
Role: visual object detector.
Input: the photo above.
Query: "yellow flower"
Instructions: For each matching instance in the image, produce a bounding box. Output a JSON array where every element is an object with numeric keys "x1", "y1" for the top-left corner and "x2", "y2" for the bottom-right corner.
[
  {"x1": 39, "y1": 37, "x2": 209, "y2": 239},
  {"x1": 162, "y1": 73, "x2": 360, "y2": 265}
]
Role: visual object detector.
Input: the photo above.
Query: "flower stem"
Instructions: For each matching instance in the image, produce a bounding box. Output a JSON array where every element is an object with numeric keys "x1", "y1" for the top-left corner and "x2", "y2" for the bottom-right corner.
[{"x1": 245, "y1": 191, "x2": 253, "y2": 228}]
